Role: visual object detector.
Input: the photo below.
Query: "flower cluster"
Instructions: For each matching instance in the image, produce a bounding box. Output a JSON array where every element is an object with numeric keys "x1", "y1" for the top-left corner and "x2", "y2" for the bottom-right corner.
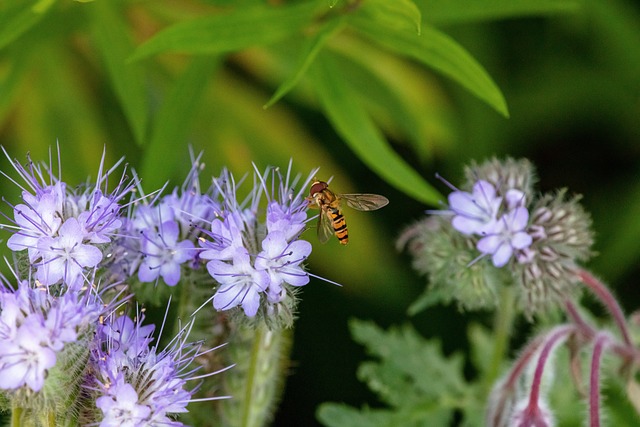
[
  {"x1": 2, "y1": 147, "x2": 134, "y2": 289},
  {"x1": 0, "y1": 148, "x2": 245, "y2": 426},
  {"x1": 0, "y1": 277, "x2": 99, "y2": 392},
  {"x1": 399, "y1": 158, "x2": 594, "y2": 315},
  {"x1": 448, "y1": 179, "x2": 532, "y2": 268},
  {"x1": 200, "y1": 164, "x2": 316, "y2": 322},
  {"x1": 126, "y1": 153, "x2": 215, "y2": 287},
  {"x1": 91, "y1": 311, "x2": 226, "y2": 427}
]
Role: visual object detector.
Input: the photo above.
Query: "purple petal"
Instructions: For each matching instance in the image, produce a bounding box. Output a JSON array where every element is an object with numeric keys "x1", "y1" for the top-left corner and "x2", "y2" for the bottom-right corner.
[
  {"x1": 511, "y1": 231, "x2": 533, "y2": 249},
  {"x1": 492, "y1": 244, "x2": 513, "y2": 267},
  {"x1": 477, "y1": 235, "x2": 502, "y2": 254}
]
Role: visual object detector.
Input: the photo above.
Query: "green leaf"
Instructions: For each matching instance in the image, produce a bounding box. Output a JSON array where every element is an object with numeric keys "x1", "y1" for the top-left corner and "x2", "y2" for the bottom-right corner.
[
  {"x1": 91, "y1": 1, "x2": 148, "y2": 146},
  {"x1": 360, "y1": 0, "x2": 422, "y2": 34},
  {"x1": 317, "y1": 404, "x2": 395, "y2": 427},
  {"x1": 317, "y1": 402, "x2": 450, "y2": 427},
  {"x1": 139, "y1": 56, "x2": 220, "y2": 189},
  {"x1": 264, "y1": 16, "x2": 345, "y2": 108},
  {"x1": 350, "y1": 16, "x2": 509, "y2": 117},
  {"x1": 130, "y1": 2, "x2": 320, "y2": 61},
  {"x1": 0, "y1": 1, "x2": 53, "y2": 50},
  {"x1": 349, "y1": 320, "x2": 466, "y2": 403},
  {"x1": 415, "y1": 0, "x2": 580, "y2": 25},
  {"x1": 310, "y1": 54, "x2": 442, "y2": 206},
  {"x1": 317, "y1": 320, "x2": 467, "y2": 427}
]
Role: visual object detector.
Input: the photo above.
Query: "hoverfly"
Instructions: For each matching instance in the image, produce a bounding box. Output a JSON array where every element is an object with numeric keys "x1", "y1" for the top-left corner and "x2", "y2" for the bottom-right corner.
[{"x1": 307, "y1": 179, "x2": 389, "y2": 245}]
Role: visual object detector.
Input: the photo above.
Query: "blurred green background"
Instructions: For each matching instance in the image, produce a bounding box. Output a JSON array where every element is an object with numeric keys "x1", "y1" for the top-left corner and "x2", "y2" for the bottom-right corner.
[{"x1": 1, "y1": 0, "x2": 640, "y2": 426}]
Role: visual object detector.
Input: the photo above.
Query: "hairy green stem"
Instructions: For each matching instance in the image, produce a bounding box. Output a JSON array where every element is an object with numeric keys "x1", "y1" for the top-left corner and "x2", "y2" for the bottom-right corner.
[
  {"x1": 486, "y1": 286, "x2": 516, "y2": 386},
  {"x1": 220, "y1": 323, "x2": 292, "y2": 427}
]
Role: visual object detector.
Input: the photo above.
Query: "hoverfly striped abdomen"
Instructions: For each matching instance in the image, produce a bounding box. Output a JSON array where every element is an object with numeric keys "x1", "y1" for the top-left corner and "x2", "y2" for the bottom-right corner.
[{"x1": 306, "y1": 178, "x2": 388, "y2": 245}]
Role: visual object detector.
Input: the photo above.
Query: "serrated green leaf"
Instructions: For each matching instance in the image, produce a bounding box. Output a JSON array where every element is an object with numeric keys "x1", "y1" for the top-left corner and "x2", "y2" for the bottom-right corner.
[
  {"x1": 139, "y1": 56, "x2": 220, "y2": 189},
  {"x1": 349, "y1": 320, "x2": 466, "y2": 399},
  {"x1": 316, "y1": 320, "x2": 468, "y2": 427},
  {"x1": 416, "y1": 0, "x2": 580, "y2": 25},
  {"x1": 317, "y1": 402, "x2": 451, "y2": 427},
  {"x1": 0, "y1": 2, "x2": 52, "y2": 50},
  {"x1": 310, "y1": 54, "x2": 442, "y2": 206},
  {"x1": 92, "y1": 1, "x2": 148, "y2": 146},
  {"x1": 317, "y1": 403, "x2": 395, "y2": 427},
  {"x1": 350, "y1": 17, "x2": 509, "y2": 117},
  {"x1": 264, "y1": 16, "x2": 345, "y2": 108},
  {"x1": 130, "y1": 2, "x2": 320, "y2": 61},
  {"x1": 360, "y1": 0, "x2": 422, "y2": 34}
]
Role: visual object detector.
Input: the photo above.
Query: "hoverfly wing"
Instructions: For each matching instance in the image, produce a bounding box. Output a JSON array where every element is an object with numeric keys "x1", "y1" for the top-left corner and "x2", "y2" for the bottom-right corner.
[
  {"x1": 317, "y1": 209, "x2": 335, "y2": 244},
  {"x1": 341, "y1": 194, "x2": 389, "y2": 211}
]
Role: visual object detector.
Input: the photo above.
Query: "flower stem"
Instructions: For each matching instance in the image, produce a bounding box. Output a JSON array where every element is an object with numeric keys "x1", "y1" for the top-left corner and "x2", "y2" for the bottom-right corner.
[
  {"x1": 589, "y1": 333, "x2": 610, "y2": 427},
  {"x1": 486, "y1": 285, "x2": 516, "y2": 386},
  {"x1": 11, "y1": 407, "x2": 23, "y2": 427},
  {"x1": 528, "y1": 325, "x2": 574, "y2": 407},
  {"x1": 577, "y1": 269, "x2": 632, "y2": 347},
  {"x1": 219, "y1": 323, "x2": 292, "y2": 427}
]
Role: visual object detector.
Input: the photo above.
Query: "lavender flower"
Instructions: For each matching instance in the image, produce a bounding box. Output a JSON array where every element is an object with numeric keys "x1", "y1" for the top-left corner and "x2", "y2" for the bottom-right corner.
[
  {"x1": 1, "y1": 146, "x2": 135, "y2": 287},
  {"x1": 200, "y1": 163, "x2": 317, "y2": 322},
  {"x1": 138, "y1": 220, "x2": 196, "y2": 286},
  {"x1": 0, "y1": 276, "x2": 101, "y2": 393},
  {"x1": 126, "y1": 152, "x2": 215, "y2": 287},
  {"x1": 477, "y1": 207, "x2": 533, "y2": 267},
  {"x1": 36, "y1": 217, "x2": 104, "y2": 287},
  {"x1": 448, "y1": 179, "x2": 502, "y2": 235},
  {"x1": 91, "y1": 311, "x2": 226, "y2": 426},
  {"x1": 400, "y1": 157, "x2": 594, "y2": 315}
]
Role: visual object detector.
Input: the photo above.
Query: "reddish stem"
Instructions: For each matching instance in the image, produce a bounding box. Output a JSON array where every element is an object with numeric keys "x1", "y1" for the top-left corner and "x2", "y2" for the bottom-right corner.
[
  {"x1": 527, "y1": 325, "x2": 575, "y2": 407},
  {"x1": 589, "y1": 333, "x2": 610, "y2": 427},
  {"x1": 577, "y1": 269, "x2": 632, "y2": 347}
]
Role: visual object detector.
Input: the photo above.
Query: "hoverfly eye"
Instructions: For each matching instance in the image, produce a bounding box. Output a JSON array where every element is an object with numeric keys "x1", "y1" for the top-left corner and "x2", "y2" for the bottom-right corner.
[{"x1": 309, "y1": 181, "x2": 328, "y2": 196}]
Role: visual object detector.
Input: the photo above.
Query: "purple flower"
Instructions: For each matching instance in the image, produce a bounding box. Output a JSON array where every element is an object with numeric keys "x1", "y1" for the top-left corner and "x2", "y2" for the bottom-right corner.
[
  {"x1": 36, "y1": 217, "x2": 103, "y2": 286},
  {"x1": 125, "y1": 152, "x2": 218, "y2": 286},
  {"x1": 7, "y1": 183, "x2": 65, "y2": 262},
  {"x1": 255, "y1": 231, "x2": 312, "y2": 303},
  {"x1": 95, "y1": 375, "x2": 152, "y2": 427},
  {"x1": 199, "y1": 163, "x2": 316, "y2": 319},
  {"x1": 207, "y1": 248, "x2": 270, "y2": 317},
  {"x1": 477, "y1": 207, "x2": 533, "y2": 267},
  {"x1": 0, "y1": 277, "x2": 101, "y2": 392},
  {"x1": 0, "y1": 316, "x2": 56, "y2": 391},
  {"x1": 92, "y1": 312, "x2": 222, "y2": 426},
  {"x1": 448, "y1": 180, "x2": 502, "y2": 235},
  {"x1": 2, "y1": 147, "x2": 134, "y2": 286},
  {"x1": 200, "y1": 212, "x2": 246, "y2": 262},
  {"x1": 138, "y1": 220, "x2": 195, "y2": 286},
  {"x1": 266, "y1": 201, "x2": 307, "y2": 240}
]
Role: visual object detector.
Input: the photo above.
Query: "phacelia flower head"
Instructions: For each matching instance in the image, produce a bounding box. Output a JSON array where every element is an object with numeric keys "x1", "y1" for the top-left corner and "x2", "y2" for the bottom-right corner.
[
  {"x1": 199, "y1": 162, "x2": 317, "y2": 326},
  {"x1": 1, "y1": 146, "x2": 135, "y2": 288},
  {"x1": 399, "y1": 157, "x2": 594, "y2": 316},
  {"x1": 91, "y1": 309, "x2": 227, "y2": 427},
  {"x1": 123, "y1": 151, "x2": 215, "y2": 287},
  {"x1": 0, "y1": 274, "x2": 102, "y2": 399}
]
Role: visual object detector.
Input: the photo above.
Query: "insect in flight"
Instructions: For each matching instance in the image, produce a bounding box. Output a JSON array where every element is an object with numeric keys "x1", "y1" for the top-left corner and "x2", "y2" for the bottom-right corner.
[{"x1": 307, "y1": 179, "x2": 389, "y2": 245}]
